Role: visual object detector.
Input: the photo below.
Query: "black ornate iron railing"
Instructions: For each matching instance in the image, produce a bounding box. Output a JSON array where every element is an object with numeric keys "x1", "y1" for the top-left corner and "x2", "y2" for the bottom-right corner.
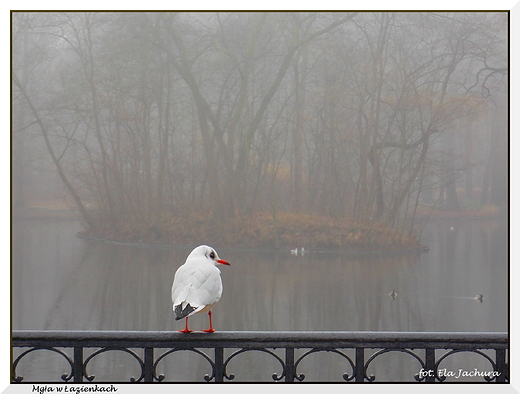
[{"x1": 12, "y1": 330, "x2": 508, "y2": 383}]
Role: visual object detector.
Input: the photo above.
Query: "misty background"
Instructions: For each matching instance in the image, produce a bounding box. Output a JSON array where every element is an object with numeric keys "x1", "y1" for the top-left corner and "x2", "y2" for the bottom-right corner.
[{"x1": 12, "y1": 12, "x2": 507, "y2": 236}]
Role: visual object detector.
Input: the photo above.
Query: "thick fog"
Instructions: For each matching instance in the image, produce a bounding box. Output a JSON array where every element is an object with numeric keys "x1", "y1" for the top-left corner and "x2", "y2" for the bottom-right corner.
[{"x1": 12, "y1": 12, "x2": 508, "y2": 239}]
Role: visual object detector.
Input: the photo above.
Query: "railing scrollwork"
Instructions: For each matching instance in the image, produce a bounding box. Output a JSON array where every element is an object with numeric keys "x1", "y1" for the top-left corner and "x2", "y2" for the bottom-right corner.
[
  {"x1": 12, "y1": 330, "x2": 508, "y2": 383},
  {"x1": 364, "y1": 348, "x2": 427, "y2": 382},
  {"x1": 152, "y1": 348, "x2": 216, "y2": 382},
  {"x1": 293, "y1": 348, "x2": 356, "y2": 382},
  {"x1": 12, "y1": 347, "x2": 75, "y2": 383},
  {"x1": 82, "y1": 347, "x2": 146, "y2": 382},
  {"x1": 222, "y1": 348, "x2": 286, "y2": 381}
]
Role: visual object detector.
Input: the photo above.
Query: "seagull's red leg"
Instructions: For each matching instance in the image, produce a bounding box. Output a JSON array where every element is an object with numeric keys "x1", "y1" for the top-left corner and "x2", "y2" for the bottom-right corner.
[
  {"x1": 179, "y1": 317, "x2": 193, "y2": 333},
  {"x1": 201, "y1": 310, "x2": 215, "y2": 333}
]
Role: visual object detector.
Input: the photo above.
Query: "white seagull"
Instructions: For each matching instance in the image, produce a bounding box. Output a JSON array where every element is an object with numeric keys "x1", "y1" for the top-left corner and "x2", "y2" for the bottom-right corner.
[{"x1": 171, "y1": 245, "x2": 230, "y2": 333}]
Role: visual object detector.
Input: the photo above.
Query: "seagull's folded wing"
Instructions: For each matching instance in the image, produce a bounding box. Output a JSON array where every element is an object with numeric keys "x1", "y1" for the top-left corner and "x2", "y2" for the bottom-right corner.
[{"x1": 172, "y1": 264, "x2": 223, "y2": 310}]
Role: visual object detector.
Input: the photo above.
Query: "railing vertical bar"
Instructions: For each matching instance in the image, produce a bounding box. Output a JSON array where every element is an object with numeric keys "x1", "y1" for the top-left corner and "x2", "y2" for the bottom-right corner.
[
  {"x1": 144, "y1": 348, "x2": 154, "y2": 382},
  {"x1": 355, "y1": 348, "x2": 364, "y2": 382},
  {"x1": 495, "y1": 348, "x2": 506, "y2": 382},
  {"x1": 73, "y1": 347, "x2": 83, "y2": 383},
  {"x1": 425, "y1": 348, "x2": 435, "y2": 382},
  {"x1": 285, "y1": 348, "x2": 295, "y2": 382},
  {"x1": 214, "y1": 348, "x2": 224, "y2": 382}
]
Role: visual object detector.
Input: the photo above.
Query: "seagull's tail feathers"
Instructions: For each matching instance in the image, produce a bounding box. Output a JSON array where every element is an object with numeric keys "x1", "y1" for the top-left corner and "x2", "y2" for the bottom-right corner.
[{"x1": 174, "y1": 302, "x2": 196, "y2": 320}]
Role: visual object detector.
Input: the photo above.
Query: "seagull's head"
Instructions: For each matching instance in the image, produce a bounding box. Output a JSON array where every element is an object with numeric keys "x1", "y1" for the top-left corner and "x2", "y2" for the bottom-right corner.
[{"x1": 193, "y1": 245, "x2": 230, "y2": 266}]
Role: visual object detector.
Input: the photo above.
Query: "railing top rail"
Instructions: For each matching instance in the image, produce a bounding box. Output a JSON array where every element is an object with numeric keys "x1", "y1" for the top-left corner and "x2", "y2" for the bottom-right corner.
[{"x1": 12, "y1": 330, "x2": 508, "y2": 349}]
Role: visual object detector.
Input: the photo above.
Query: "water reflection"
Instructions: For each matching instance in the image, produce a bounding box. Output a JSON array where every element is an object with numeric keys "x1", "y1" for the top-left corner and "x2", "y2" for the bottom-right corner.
[{"x1": 12, "y1": 217, "x2": 508, "y2": 381}]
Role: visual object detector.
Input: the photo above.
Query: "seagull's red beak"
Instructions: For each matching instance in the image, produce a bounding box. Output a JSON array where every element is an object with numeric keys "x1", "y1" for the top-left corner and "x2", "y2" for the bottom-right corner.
[{"x1": 217, "y1": 259, "x2": 230, "y2": 266}]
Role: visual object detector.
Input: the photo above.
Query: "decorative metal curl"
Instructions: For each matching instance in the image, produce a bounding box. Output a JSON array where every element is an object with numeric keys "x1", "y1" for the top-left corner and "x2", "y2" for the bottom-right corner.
[
  {"x1": 223, "y1": 348, "x2": 286, "y2": 381},
  {"x1": 293, "y1": 348, "x2": 356, "y2": 382},
  {"x1": 83, "y1": 347, "x2": 145, "y2": 382},
  {"x1": 12, "y1": 347, "x2": 74, "y2": 382},
  {"x1": 363, "y1": 348, "x2": 426, "y2": 382},
  {"x1": 151, "y1": 348, "x2": 215, "y2": 382},
  {"x1": 434, "y1": 349, "x2": 498, "y2": 382}
]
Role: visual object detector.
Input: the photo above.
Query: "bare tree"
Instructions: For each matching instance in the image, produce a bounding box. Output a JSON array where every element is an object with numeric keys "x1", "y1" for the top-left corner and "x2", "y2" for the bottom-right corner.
[{"x1": 12, "y1": 11, "x2": 507, "y2": 246}]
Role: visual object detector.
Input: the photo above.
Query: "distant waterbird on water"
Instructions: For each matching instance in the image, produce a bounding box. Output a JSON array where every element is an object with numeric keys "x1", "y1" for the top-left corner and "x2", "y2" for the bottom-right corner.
[
  {"x1": 290, "y1": 247, "x2": 306, "y2": 256},
  {"x1": 171, "y1": 245, "x2": 230, "y2": 333},
  {"x1": 439, "y1": 294, "x2": 484, "y2": 302}
]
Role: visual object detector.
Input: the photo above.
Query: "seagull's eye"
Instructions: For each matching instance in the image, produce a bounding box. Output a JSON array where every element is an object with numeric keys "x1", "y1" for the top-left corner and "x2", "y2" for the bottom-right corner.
[{"x1": 209, "y1": 251, "x2": 215, "y2": 259}]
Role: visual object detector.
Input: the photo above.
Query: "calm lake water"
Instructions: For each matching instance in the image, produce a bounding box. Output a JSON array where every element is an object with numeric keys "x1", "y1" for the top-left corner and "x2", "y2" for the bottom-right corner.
[{"x1": 12, "y1": 216, "x2": 508, "y2": 382}]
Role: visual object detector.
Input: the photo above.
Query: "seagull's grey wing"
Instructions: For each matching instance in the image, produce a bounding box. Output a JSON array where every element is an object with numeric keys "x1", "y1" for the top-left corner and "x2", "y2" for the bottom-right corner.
[{"x1": 172, "y1": 264, "x2": 223, "y2": 310}]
